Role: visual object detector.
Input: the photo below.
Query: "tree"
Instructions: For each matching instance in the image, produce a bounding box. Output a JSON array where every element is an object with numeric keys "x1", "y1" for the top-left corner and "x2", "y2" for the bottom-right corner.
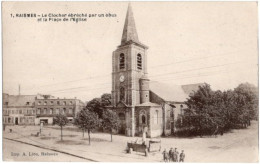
[
  {"x1": 102, "y1": 109, "x2": 120, "y2": 142},
  {"x1": 180, "y1": 82, "x2": 258, "y2": 137},
  {"x1": 234, "y1": 83, "x2": 258, "y2": 121},
  {"x1": 86, "y1": 93, "x2": 112, "y2": 119},
  {"x1": 53, "y1": 114, "x2": 69, "y2": 141},
  {"x1": 74, "y1": 112, "x2": 86, "y2": 138},
  {"x1": 101, "y1": 93, "x2": 112, "y2": 106},
  {"x1": 74, "y1": 109, "x2": 100, "y2": 145}
]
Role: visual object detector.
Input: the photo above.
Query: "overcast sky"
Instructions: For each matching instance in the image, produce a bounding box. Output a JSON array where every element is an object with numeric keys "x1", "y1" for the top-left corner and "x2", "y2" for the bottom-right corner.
[{"x1": 3, "y1": 2, "x2": 258, "y2": 102}]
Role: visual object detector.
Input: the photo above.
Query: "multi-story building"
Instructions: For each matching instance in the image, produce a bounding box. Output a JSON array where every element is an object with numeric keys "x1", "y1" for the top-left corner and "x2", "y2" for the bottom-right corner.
[
  {"x1": 34, "y1": 96, "x2": 85, "y2": 125},
  {"x1": 3, "y1": 93, "x2": 36, "y2": 125},
  {"x1": 3, "y1": 93, "x2": 85, "y2": 125}
]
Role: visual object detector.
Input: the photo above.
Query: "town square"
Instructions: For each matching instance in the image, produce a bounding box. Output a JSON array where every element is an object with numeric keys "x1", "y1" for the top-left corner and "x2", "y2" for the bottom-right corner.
[{"x1": 2, "y1": 2, "x2": 259, "y2": 162}]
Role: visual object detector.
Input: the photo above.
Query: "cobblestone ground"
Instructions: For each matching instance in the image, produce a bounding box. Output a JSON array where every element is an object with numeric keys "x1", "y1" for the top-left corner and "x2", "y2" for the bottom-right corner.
[{"x1": 3, "y1": 121, "x2": 258, "y2": 162}]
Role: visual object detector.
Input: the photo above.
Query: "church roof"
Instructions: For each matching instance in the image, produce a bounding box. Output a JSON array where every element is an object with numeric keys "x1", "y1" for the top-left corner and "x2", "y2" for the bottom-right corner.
[
  {"x1": 121, "y1": 3, "x2": 139, "y2": 45},
  {"x1": 181, "y1": 83, "x2": 204, "y2": 95},
  {"x1": 150, "y1": 81, "x2": 188, "y2": 102},
  {"x1": 150, "y1": 81, "x2": 202, "y2": 103}
]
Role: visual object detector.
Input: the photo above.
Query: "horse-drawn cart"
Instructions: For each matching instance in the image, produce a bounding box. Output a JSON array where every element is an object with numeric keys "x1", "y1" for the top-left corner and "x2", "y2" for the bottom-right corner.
[{"x1": 127, "y1": 139, "x2": 161, "y2": 156}]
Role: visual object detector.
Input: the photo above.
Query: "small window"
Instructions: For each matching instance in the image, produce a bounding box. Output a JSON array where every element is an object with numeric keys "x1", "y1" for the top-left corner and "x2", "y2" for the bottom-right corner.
[
  {"x1": 63, "y1": 108, "x2": 66, "y2": 114},
  {"x1": 70, "y1": 101, "x2": 73, "y2": 105},
  {"x1": 69, "y1": 108, "x2": 73, "y2": 114},
  {"x1": 170, "y1": 110, "x2": 174, "y2": 118},
  {"x1": 26, "y1": 102, "x2": 30, "y2": 105},
  {"x1": 119, "y1": 53, "x2": 125, "y2": 69},
  {"x1": 4, "y1": 102, "x2": 8, "y2": 105},
  {"x1": 50, "y1": 108, "x2": 53, "y2": 114},
  {"x1": 50, "y1": 101, "x2": 53, "y2": 105},
  {"x1": 43, "y1": 108, "x2": 47, "y2": 114},
  {"x1": 37, "y1": 108, "x2": 41, "y2": 114},
  {"x1": 137, "y1": 54, "x2": 142, "y2": 70},
  {"x1": 38, "y1": 101, "x2": 41, "y2": 105},
  {"x1": 120, "y1": 87, "x2": 125, "y2": 101},
  {"x1": 63, "y1": 101, "x2": 66, "y2": 105},
  {"x1": 56, "y1": 108, "x2": 59, "y2": 114},
  {"x1": 57, "y1": 101, "x2": 60, "y2": 105},
  {"x1": 142, "y1": 115, "x2": 146, "y2": 124},
  {"x1": 44, "y1": 101, "x2": 47, "y2": 105}
]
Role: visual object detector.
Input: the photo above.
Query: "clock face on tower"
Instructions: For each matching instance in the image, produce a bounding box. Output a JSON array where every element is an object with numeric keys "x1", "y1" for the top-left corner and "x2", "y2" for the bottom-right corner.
[{"x1": 119, "y1": 75, "x2": 125, "y2": 82}]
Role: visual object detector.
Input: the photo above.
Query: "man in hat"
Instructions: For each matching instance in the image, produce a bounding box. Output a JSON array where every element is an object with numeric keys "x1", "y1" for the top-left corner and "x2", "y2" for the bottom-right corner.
[
  {"x1": 169, "y1": 148, "x2": 173, "y2": 162},
  {"x1": 179, "y1": 150, "x2": 185, "y2": 162},
  {"x1": 174, "y1": 148, "x2": 179, "y2": 162},
  {"x1": 162, "y1": 149, "x2": 169, "y2": 162}
]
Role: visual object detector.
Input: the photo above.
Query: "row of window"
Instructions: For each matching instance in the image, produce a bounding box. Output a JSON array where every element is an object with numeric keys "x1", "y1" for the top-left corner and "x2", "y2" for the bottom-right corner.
[
  {"x1": 37, "y1": 108, "x2": 73, "y2": 115},
  {"x1": 3, "y1": 117, "x2": 13, "y2": 123},
  {"x1": 3, "y1": 109, "x2": 35, "y2": 115},
  {"x1": 4, "y1": 102, "x2": 31, "y2": 106},
  {"x1": 3, "y1": 116, "x2": 35, "y2": 124},
  {"x1": 37, "y1": 100, "x2": 73, "y2": 106},
  {"x1": 119, "y1": 53, "x2": 142, "y2": 70}
]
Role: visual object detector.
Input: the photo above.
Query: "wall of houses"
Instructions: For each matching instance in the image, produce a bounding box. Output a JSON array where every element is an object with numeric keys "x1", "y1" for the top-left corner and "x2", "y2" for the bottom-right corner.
[
  {"x1": 3, "y1": 94, "x2": 36, "y2": 125},
  {"x1": 35, "y1": 98, "x2": 84, "y2": 125}
]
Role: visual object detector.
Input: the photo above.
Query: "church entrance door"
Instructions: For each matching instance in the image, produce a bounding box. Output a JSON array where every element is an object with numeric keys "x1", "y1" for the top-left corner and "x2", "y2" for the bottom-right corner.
[
  {"x1": 119, "y1": 123, "x2": 126, "y2": 135},
  {"x1": 171, "y1": 122, "x2": 174, "y2": 135},
  {"x1": 118, "y1": 112, "x2": 126, "y2": 135}
]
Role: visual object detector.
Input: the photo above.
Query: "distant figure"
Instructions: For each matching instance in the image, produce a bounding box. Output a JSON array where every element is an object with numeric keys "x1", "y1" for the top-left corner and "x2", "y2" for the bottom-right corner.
[
  {"x1": 169, "y1": 148, "x2": 173, "y2": 162},
  {"x1": 162, "y1": 149, "x2": 169, "y2": 162},
  {"x1": 174, "y1": 148, "x2": 179, "y2": 162},
  {"x1": 179, "y1": 150, "x2": 185, "y2": 162}
]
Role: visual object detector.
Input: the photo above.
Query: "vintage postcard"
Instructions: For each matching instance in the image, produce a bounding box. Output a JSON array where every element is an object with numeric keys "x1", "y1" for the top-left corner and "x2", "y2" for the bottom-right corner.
[{"x1": 2, "y1": 1, "x2": 259, "y2": 162}]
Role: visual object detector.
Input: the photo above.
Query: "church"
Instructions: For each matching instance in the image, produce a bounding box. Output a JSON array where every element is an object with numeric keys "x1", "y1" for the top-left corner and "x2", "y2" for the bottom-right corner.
[{"x1": 110, "y1": 4, "x2": 201, "y2": 138}]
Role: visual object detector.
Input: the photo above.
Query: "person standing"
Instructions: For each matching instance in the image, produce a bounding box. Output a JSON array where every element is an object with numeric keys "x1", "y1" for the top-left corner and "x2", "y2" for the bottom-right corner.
[
  {"x1": 162, "y1": 149, "x2": 169, "y2": 162},
  {"x1": 169, "y1": 148, "x2": 173, "y2": 162},
  {"x1": 174, "y1": 148, "x2": 179, "y2": 162},
  {"x1": 179, "y1": 150, "x2": 185, "y2": 162}
]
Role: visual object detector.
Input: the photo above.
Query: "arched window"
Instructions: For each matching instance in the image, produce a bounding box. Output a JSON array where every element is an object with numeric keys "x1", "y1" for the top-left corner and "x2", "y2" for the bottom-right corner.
[
  {"x1": 119, "y1": 53, "x2": 125, "y2": 69},
  {"x1": 137, "y1": 54, "x2": 142, "y2": 70},
  {"x1": 120, "y1": 87, "x2": 125, "y2": 101},
  {"x1": 142, "y1": 115, "x2": 146, "y2": 124}
]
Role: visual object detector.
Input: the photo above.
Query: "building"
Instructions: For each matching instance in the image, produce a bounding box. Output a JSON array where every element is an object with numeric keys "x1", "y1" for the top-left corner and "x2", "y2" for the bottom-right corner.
[
  {"x1": 3, "y1": 93, "x2": 36, "y2": 125},
  {"x1": 110, "y1": 4, "x2": 202, "y2": 137},
  {"x1": 34, "y1": 95, "x2": 85, "y2": 125},
  {"x1": 3, "y1": 93, "x2": 85, "y2": 125}
]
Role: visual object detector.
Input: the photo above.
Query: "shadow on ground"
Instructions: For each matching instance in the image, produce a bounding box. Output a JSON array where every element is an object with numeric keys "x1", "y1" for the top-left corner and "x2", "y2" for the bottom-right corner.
[
  {"x1": 56, "y1": 140, "x2": 86, "y2": 145},
  {"x1": 81, "y1": 137, "x2": 109, "y2": 142},
  {"x1": 40, "y1": 136, "x2": 57, "y2": 140}
]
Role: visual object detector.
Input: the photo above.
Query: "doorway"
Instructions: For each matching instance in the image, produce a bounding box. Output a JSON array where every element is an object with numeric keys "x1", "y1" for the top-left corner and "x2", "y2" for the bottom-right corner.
[
  {"x1": 15, "y1": 117, "x2": 18, "y2": 125},
  {"x1": 171, "y1": 122, "x2": 174, "y2": 135}
]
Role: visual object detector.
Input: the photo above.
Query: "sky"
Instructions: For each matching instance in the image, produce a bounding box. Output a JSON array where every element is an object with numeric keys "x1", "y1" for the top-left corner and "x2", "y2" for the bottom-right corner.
[{"x1": 3, "y1": 2, "x2": 258, "y2": 102}]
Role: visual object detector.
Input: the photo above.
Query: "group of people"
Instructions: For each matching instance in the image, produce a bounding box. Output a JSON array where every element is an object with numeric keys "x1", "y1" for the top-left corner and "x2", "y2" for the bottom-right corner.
[{"x1": 162, "y1": 148, "x2": 185, "y2": 162}]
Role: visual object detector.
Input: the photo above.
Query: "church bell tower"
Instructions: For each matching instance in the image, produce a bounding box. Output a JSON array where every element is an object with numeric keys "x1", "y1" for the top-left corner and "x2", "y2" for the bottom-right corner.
[{"x1": 112, "y1": 3, "x2": 149, "y2": 107}]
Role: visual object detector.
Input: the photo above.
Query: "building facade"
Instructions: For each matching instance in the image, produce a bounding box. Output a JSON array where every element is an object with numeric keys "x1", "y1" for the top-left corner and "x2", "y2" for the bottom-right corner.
[
  {"x1": 3, "y1": 93, "x2": 36, "y2": 125},
  {"x1": 110, "y1": 4, "x2": 201, "y2": 138},
  {"x1": 35, "y1": 95, "x2": 85, "y2": 125},
  {"x1": 3, "y1": 93, "x2": 85, "y2": 125}
]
